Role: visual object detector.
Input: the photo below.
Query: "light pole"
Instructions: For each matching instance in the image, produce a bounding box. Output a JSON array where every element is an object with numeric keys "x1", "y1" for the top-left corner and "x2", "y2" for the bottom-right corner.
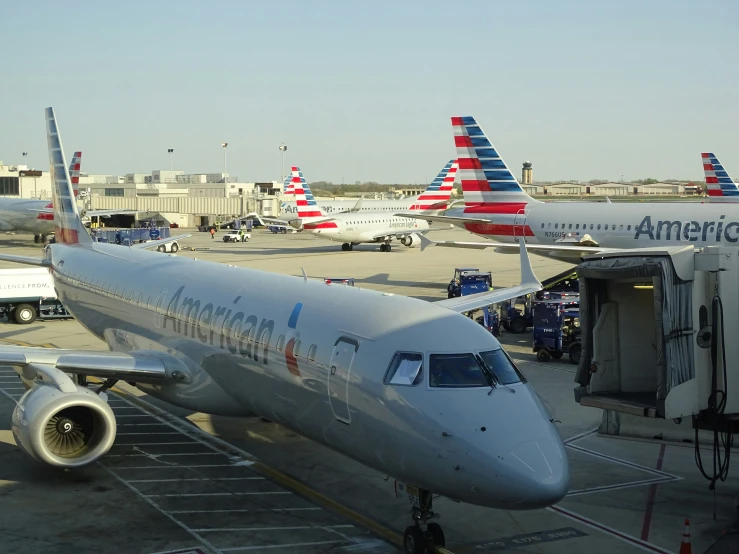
[
  {"x1": 22, "y1": 152, "x2": 27, "y2": 167},
  {"x1": 279, "y1": 143, "x2": 287, "y2": 181},
  {"x1": 168, "y1": 148, "x2": 174, "y2": 170},
  {"x1": 221, "y1": 143, "x2": 228, "y2": 182}
]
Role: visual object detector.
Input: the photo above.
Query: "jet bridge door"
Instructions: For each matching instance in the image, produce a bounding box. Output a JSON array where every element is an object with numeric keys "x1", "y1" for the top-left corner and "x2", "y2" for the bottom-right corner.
[
  {"x1": 590, "y1": 301, "x2": 620, "y2": 393},
  {"x1": 328, "y1": 336, "x2": 359, "y2": 424}
]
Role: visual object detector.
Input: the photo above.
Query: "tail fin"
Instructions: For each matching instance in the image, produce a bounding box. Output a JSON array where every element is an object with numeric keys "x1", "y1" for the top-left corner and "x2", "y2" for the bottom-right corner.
[
  {"x1": 702, "y1": 153, "x2": 739, "y2": 202},
  {"x1": 45, "y1": 107, "x2": 92, "y2": 245},
  {"x1": 291, "y1": 166, "x2": 325, "y2": 218},
  {"x1": 283, "y1": 173, "x2": 295, "y2": 197},
  {"x1": 451, "y1": 116, "x2": 538, "y2": 213},
  {"x1": 410, "y1": 159, "x2": 458, "y2": 211},
  {"x1": 69, "y1": 151, "x2": 82, "y2": 197}
]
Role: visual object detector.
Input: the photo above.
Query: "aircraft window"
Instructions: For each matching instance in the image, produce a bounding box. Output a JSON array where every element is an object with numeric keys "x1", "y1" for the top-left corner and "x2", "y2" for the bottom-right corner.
[
  {"x1": 568, "y1": 224, "x2": 572, "y2": 229},
  {"x1": 293, "y1": 339, "x2": 301, "y2": 357},
  {"x1": 597, "y1": 224, "x2": 601, "y2": 230},
  {"x1": 576, "y1": 224, "x2": 579, "y2": 229},
  {"x1": 627, "y1": 225, "x2": 631, "y2": 231},
  {"x1": 547, "y1": 223, "x2": 551, "y2": 229},
  {"x1": 384, "y1": 352, "x2": 423, "y2": 386},
  {"x1": 619, "y1": 225, "x2": 623, "y2": 231},
  {"x1": 541, "y1": 223, "x2": 544, "y2": 229},
  {"x1": 308, "y1": 344, "x2": 317, "y2": 361},
  {"x1": 429, "y1": 353, "x2": 488, "y2": 388},
  {"x1": 276, "y1": 335, "x2": 285, "y2": 352},
  {"x1": 590, "y1": 224, "x2": 594, "y2": 230},
  {"x1": 478, "y1": 349, "x2": 525, "y2": 385},
  {"x1": 554, "y1": 224, "x2": 558, "y2": 229}
]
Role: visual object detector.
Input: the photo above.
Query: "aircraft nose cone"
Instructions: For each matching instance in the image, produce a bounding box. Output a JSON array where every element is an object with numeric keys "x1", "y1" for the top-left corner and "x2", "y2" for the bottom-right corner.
[{"x1": 506, "y1": 438, "x2": 569, "y2": 508}]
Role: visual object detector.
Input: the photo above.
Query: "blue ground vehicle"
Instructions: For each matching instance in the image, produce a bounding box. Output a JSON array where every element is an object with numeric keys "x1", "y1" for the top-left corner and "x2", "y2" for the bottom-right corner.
[
  {"x1": 474, "y1": 306, "x2": 500, "y2": 336},
  {"x1": 447, "y1": 268, "x2": 492, "y2": 298},
  {"x1": 532, "y1": 297, "x2": 581, "y2": 364}
]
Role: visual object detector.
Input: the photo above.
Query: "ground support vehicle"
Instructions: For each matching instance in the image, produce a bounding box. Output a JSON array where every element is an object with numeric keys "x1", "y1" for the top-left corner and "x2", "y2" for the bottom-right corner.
[
  {"x1": 0, "y1": 268, "x2": 71, "y2": 324},
  {"x1": 532, "y1": 297, "x2": 581, "y2": 364}
]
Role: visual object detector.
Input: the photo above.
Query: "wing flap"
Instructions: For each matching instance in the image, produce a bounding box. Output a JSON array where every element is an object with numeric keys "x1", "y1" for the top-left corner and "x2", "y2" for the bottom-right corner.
[
  {"x1": 419, "y1": 235, "x2": 607, "y2": 261},
  {"x1": 0, "y1": 346, "x2": 189, "y2": 383}
]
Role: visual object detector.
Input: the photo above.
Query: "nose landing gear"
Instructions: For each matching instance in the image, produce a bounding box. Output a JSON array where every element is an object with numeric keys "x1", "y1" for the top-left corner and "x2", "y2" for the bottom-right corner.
[
  {"x1": 402, "y1": 487, "x2": 445, "y2": 554},
  {"x1": 380, "y1": 243, "x2": 392, "y2": 252}
]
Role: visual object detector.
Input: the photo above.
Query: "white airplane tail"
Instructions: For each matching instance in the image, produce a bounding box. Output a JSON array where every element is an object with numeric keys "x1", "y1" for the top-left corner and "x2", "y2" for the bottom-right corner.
[
  {"x1": 702, "y1": 152, "x2": 739, "y2": 202},
  {"x1": 45, "y1": 107, "x2": 92, "y2": 246},
  {"x1": 291, "y1": 166, "x2": 337, "y2": 230}
]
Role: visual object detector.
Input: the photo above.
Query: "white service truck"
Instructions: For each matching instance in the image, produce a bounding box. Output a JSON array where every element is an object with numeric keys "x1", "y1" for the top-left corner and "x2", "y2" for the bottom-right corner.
[{"x1": 0, "y1": 268, "x2": 71, "y2": 324}]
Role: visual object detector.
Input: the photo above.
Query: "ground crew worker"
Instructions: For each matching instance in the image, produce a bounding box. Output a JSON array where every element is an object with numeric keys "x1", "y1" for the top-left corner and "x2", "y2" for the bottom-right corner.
[{"x1": 210, "y1": 227, "x2": 215, "y2": 239}]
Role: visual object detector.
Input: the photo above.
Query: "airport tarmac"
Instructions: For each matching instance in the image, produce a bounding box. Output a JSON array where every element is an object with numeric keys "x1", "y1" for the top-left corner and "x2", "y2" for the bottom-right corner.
[{"x1": 1, "y1": 226, "x2": 738, "y2": 554}]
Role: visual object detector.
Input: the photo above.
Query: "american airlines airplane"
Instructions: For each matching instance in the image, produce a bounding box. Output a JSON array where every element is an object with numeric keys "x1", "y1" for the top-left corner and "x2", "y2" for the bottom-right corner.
[
  {"x1": 0, "y1": 151, "x2": 134, "y2": 243},
  {"x1": 404, "y1": 116, "x2": 739, "y2": 262},
  {"x1": 0, "y1": 108, "x2": 568, "y2": 553},
  {"x1": 292, "y1": 166, "x2": 447, "y2": 251},
  {"x1": 265, "y1": 159, "x2": 459, "y2": 229}
]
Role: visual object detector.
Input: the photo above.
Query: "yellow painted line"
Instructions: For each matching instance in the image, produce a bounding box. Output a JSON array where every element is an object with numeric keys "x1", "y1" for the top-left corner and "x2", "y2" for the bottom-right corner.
[{"x1": 0, "y1": 338, "x2": 33, "y2": 347}]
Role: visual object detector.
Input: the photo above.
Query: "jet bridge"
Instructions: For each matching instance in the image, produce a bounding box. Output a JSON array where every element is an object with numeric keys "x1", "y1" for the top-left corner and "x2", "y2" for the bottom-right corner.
[{"x1": 573, "y1": 245, "x2": 739, "y2": 428}]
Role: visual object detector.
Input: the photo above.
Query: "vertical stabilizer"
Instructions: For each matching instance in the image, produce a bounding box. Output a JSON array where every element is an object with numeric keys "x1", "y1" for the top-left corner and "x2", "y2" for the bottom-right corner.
[
  {"x1": 451, "y1": 116, "x2": 538, "y2": 211},
  {"x1": 702, "y1": 153, "x2": 739, "y2": 202},
  {"x1": 45, "y1": 107, "x2": 92, "y2": 245},
  {"x1": 69, "y1": 151, "x2": 82, "y2": 197},
  {"x1": 410, "y1": 159, "x2": 458, "y2": 211}
]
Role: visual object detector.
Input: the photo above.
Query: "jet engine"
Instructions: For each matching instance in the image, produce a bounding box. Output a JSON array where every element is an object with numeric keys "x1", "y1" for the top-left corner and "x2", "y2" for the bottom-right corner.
[
  {"x1": 401, "y1": 233, "x2": 421, "y2": 248},
  {"x1": 12, "y1": 384, "x2": 116, "y2": 468}
]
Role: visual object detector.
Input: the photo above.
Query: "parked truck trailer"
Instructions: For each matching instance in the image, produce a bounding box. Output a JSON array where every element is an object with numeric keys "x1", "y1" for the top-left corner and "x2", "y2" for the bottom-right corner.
[{"x1": 0, "y1": 268, "x2": 70, "y2": 324}]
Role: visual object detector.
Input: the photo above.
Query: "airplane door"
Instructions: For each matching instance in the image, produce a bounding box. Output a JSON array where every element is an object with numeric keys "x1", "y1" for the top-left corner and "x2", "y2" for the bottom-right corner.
[
  {"x1": 327, "y1": 337, "x2": 359, "y2": 424},
  {"x1": 513, "y1": 209, "x2": 527, "y2": 241},
  {"x1": 590, "y1": 302, "x2": 620, "y2": 393}
]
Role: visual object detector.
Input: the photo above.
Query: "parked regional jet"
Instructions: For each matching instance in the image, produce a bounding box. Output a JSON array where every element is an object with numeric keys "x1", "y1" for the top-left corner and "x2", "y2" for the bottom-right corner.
[
  {"x1": 292, "y1": 167, "x2": 440, "y2": 251},
  {"x1": 403, "y1": 116, "x2": 739, "y2": 262},
  {"x1": 0, "y1": 151, "x2": 135, "y2": 242},
  {"x1": 260, "y1": 159, "x2": 459, "y2": 231},
  {"x1": 0, "y1": 108, "x2": 567, "y2": 554},
  {"x1": 703, "y1": 152, "x2": 739, "y2": 202}
]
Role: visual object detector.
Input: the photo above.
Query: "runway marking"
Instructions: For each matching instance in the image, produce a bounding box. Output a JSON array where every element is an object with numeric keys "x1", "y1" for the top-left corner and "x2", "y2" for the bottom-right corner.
[
  {"x1": 113, "y1": 464, "x2": 236, "y2": 470},
  {"x1": 548, "y1": 505, "x2": 673, "y2": 554},
  {"x1": 128, "y1": 477, "x2": 264, "y2": 483},
  {"x1": 116, "y1": 432, "x2": 183, "y2": 436},
  {"x1": 194, "y1": 525, "x2": 354, "y2": 532},
  {"x1": 114, "y1": 442, "x2": 199, "y2": 447},
  {"x1": 640, "y1": 444, "x2": 667, "y2": 541},
  {"x1": 566, "y1": 476, "x2": 677, "y2": 497},
  {"x1": 167, "y1": 508, "x2": 321, "y2": 514},
  {"x1": 105, "y1": 452, "x2": 223, "y2": 457},
  {"x1": 220, "y1": 541, "x2": 343, "y2": 552},
  {"x1": 101, "y1": 464, "x2": 224, "y2": 554},
  {"x1": 145, "y1": 492, "x2": 291, "y2": 498}
]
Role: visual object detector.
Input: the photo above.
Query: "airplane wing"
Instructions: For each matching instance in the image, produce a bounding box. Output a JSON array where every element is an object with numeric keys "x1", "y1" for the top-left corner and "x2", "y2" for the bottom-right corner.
[
  {"x1": 129, "y1": 233, "x2": 191, "y2": 250},
  {"x1": 0, "y1": 254, "x2": 51, "y2": 267},
  {"x1": 433, "y1": 239, "x2": 542, "y2": 313},
  {"x1": 395, "y1": 212, "x2": 493, "y2": 224},
  {"x1": 0, "y1": 346, "x2": 189, "y2": 385},
  {"x1": 85, "y1": 209, "x2": 138, "y2": 217},
  {"x1": 418, "y1": 235, "x2": 608, "y2": 262}
]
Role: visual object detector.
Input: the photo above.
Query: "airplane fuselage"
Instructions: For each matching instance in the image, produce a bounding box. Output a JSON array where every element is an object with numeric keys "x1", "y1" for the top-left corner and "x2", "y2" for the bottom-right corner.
[
  {"x1": 0, "y1": 198, "x2": 55, "y2": 234},
  {"x1": 281, "y1": 197, "x2": 449, "y2": 217},
  {"x1": 43, "y1": 240, "x2": 567, "y2": 510},
  {"x1": 451, "y1": 201, "x2": 739, "y2": 248},
  {"x1": 312, "y1": 214, "x2": 430, "y2": 243}
]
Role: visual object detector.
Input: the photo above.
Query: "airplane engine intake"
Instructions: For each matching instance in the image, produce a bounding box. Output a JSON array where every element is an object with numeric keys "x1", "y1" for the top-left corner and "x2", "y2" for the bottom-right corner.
[
  {"x1": 402, "y1": 233, "x2": 421, "y2": 247},
  {"x1": 12, "y1": 384, "x2": 116, "y2": 468}
]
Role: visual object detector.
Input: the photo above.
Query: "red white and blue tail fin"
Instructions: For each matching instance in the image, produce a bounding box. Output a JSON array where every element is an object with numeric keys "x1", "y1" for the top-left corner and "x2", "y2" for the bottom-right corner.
[
  {"x1": 291, "y1": 166, "x2": 325, "y2": 219},
  {"x1": 68, "y1": 151, "x2": 82, "y2": 197},
  {"x1": 282, "y1": 173, "x2": 295, "y2": 197},
  {"x1": 452, "y1": 116, "x2": 539, "y2": 213},
  {"x1": 702, "y1": 153, "x2": 739, "y2": 202},
  {"x1": 409, "y1": 159, "x2": 458, "y2": 211},
  {"x1": 45, "y1": 107, "x2": 92, "y2": 245}
]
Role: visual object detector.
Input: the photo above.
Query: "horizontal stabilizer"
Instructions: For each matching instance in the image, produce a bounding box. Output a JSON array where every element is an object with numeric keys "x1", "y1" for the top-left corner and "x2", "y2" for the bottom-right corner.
[
  {"x1": 0, "y1": 254, "x2": 51, "y2": 267},
  {"x1": 129, "y1": 233, "x2": 191, "y2": 250},
  {"x1": 395, "y1": 212, "x2": 492, "y2": 224},
  {"x1": 434, "y1": 238, "x2": 542, "y2": 313}
]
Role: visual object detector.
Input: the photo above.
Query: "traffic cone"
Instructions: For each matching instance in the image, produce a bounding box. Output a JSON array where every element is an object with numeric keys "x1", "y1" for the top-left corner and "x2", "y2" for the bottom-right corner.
[{"x1": 679, "y1": 518, "x2": 692, "y2": 554}]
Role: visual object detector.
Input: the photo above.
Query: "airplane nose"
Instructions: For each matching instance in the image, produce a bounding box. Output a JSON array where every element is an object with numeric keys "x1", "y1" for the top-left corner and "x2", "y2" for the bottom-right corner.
[{"x1": 506, "y1": 438, "x2": 570, "y2": 509}]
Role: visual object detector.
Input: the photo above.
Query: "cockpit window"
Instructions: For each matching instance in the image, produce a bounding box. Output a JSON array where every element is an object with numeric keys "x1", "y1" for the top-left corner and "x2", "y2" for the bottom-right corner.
[
  {"x1": 429, "y1": 353, "x2": 489, "y2": 388},
  {"x1": 478, "y1": 349, "x2": 525, "y2": 385},
  {"x1": 385, "y1": 352, "x2": 423, "y2": 386}
]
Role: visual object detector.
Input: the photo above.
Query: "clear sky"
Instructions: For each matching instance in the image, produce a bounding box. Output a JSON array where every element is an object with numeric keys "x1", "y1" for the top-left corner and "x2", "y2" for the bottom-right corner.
[{"x1": 2, "y1": 0, "x2": 737, "y2": 184}]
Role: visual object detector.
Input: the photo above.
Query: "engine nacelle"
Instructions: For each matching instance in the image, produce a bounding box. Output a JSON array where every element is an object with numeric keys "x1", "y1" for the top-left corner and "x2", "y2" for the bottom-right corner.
[
  {"x1": 12, "y1": 384, "x2": 116, "y2": 468},
  {"x1": 402, "y1": 233, "x2": 421, "y2": 248}
]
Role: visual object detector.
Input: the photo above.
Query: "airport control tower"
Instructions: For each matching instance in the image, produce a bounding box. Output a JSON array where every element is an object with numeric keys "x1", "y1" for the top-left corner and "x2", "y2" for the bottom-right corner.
[{"x1": 522, "y1": 161, "x2": 533, "y2": 185}]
